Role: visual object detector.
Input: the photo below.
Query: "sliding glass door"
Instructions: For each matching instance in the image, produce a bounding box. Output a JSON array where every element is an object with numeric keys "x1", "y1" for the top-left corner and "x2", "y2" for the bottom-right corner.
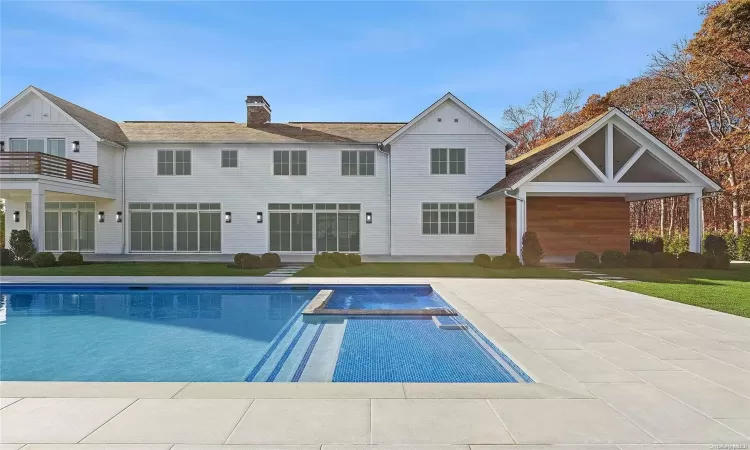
[
  {"x1": 270, "y1": 203, "x2": 360, "y2": 253},
  {"x1": 38, "y1": 202, "x2": 96, "y2": 252},
  {"x1": 129, "y1": 203, "x2": 221, "y2": 253},
  {"x1": 268, "y1": 204, "x2": 313, "y2": 252}
]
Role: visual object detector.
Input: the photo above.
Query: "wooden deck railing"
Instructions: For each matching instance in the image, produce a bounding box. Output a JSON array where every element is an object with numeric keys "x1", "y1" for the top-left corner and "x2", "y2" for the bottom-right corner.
[{"x1": 0, "y1": 152, "x2": 99, "y2": 185}]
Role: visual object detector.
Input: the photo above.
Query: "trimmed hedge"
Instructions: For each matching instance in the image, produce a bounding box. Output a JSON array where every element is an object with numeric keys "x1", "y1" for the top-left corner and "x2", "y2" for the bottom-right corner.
[
  {"x1": 234, "y1": 253, "x2": 252, "y2": 266},
  {"x1": 706, "y1": 252, "x2": 731, "y2": 270},
  {"x1": 473, "y1": 254, "x2": 491, "y2": 268},
  {"x1": 521, "y1": 231, "x2": 544, "y2": 266},
  {"x1": 331, "y1": 252, "x2": 350, "y2": 267},
  {"x1": 600, "y1": 250, "x2": 626, "y2": 268},
  {"x1": 630, "y1": 235, "x2": 664, "y2": 254},
  {"x1": 58, "y1": 252, "x2": 84, "y2": 266},
  {"x1": 0, "y1": 248, "x2": 15, "y2": 266},
  {"x1": 574, "y1": 251, "x2": 599, "y2": 268},
  {"x1": 739, "y1": 234, "x2": 750, "y2": 261},
  {"x1": 260, "y1": 252, "x2": 282, "y2": 269},
  {"x1": 703, "y1": 234, "x2": 727, "y2": 256},
  {"x1": 31, "y1": 252, "x2": 56, "y2": 268},
  {"x1": 491, "y1": 253, "x2": 521, "y2": 269},
  {"x1": 239, "y1": 254, "x2": 261, "y2": 269},
  {"x1": 652, "y1": 252, "x2": 679, "y2": 268},
  {"x1": 314, "y1": 253, "x2": 338, "y2": 268},
  {"x1": 625, "y1": 250, "x2": 652, "y2": 268},
  {"x1": 678, "y1": 251, "x2": 706, "y2": 269},
  {"x1": 314, "y1": 252, "x2": 361, "y2": 268},
  {"x1": 348, "y1": 253, "x2": 362, "y2": 266}
]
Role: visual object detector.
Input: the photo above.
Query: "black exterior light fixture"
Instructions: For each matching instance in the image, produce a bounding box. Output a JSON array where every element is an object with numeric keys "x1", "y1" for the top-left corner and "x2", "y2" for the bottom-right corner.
[
  {"x1": 98, "y1": 211, "x2": 105, "y2": 223},
  {"x1": 256, "y1": 212, "x2": 263, "y2": 223},
  {"x1": 225, "y1": 212, "x2": 232, "y2": 223},
  {"x1": 116, "y1": 211, "x2": 123, "y2": 223},
  {"x1": 13, "y1": 211, "x2": 20, "y2": 223},
  {"x1": 71, "y1": 141, "x2": 80, "y2": 153},
  {"x1": 365, "y1": 212, "x2": 372, "y2": 224}
]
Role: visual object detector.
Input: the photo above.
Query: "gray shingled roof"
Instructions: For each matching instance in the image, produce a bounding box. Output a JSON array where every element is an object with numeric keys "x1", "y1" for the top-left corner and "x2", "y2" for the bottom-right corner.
[{"x1": 34, "y1": 87, "x2": 129, "y2": 145}]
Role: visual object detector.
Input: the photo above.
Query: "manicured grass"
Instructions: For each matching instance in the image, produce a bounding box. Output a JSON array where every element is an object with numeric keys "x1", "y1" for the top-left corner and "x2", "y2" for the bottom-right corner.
[
  {"x1": 599, "y1": 263, "x2": 750, "y2": 318},
  {"x1": 0, "y1": 262, "x2": 271, "y2": 277},
  {"x1": 295, "y1": 262, "x2": 581, "y2": 278}
]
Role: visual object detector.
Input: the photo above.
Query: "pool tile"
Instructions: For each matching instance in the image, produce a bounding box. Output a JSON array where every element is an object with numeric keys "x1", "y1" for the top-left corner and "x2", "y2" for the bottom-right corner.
[
  {"x1": 371, "y1": 399, "x2": 514, "y2": 445},
  {"x1": 176, "y1": 382, "x2": 404, "y2": 399},
  {"x1": 0, "y1": 381, "x2": 188, "y2": 398},
  {"x1": 0, "y1": 398, "x2": 21, "y2": 409},
  {"x1": 488, "y1": 399, "x2": 655, "y2": 444},
  {"x1": 226, "y1": 399, "x2": 370, "y2": 444},
  {"x1": 584, "y1": 382, "x2": 748, "y2": 443},
  {"x1": 0, "y1": 398, "x2": 135, "y2": 444},
  {"x1": 83, "y1": 399, "x2": 252, "y2": 444}
]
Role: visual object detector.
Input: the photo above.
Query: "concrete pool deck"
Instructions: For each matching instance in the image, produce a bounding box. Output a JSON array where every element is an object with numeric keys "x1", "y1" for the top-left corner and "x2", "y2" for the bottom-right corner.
[{"x1": 1, "y1": 276, "x2": 749, "y2": 448}]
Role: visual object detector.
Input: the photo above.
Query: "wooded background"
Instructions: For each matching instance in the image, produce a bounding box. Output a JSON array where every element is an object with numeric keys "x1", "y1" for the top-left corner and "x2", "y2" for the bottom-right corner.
[{"x1": 502, "y1": 0, "x2": 749, "y2": 238}]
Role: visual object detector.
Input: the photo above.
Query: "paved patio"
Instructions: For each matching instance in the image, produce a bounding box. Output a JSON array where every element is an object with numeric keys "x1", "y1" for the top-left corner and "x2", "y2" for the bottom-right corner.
[{"x1": 1, "y1": 276, "x2": 749, "y2": 449}]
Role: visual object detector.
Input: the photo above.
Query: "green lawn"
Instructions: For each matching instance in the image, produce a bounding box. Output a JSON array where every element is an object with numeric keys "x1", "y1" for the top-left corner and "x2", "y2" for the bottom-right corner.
[
  {"x1": 295, "y1": 262, "x2": 581, "y2": 279},
  {"x1": 599, "y1": 263, "x2": 750, "y2": 318},
  {"x1": 0, "y1": 263, "x2": 271, "y2": 277}
]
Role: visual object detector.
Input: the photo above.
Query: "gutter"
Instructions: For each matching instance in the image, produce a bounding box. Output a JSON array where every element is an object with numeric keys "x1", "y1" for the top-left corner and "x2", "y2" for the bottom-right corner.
[
  {"x1": 477, "y1": 187, "x2": 521, "y2": 201},
  {"x1": 121, "y1": 146, "x2": 127, "y2": 254}
]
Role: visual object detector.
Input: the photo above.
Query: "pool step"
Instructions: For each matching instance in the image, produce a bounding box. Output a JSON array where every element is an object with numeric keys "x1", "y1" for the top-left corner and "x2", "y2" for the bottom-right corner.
[{"x1": 432, "y1": 315, "x2": 468, "y2": 330}]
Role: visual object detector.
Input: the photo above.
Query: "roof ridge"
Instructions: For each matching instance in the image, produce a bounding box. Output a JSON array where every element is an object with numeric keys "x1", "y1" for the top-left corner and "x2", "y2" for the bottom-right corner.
[
  {"x1": 288, "y1": 121, "x2": 407, "y2": 125},
  {"x1": 121, "y1": 121, "x2": 237, "y2": 124},
  {"x1": 33, "y1": 86, "x2": 117, "y2": 126}
]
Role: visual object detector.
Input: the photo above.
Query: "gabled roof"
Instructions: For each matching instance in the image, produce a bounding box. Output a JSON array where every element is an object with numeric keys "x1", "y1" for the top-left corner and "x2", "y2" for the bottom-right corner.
[
  {"x1": 382, "y1": 93, "x2": 515, "y2": 146},
  {"x1": 288, "y1": 122, "x2": 405, "y2": 143}
]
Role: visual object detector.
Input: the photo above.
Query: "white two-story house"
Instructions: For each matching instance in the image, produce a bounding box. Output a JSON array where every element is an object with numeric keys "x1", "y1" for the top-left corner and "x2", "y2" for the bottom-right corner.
[{"x1": 0, "y1": 86, "x2": 719, "y2": 260}]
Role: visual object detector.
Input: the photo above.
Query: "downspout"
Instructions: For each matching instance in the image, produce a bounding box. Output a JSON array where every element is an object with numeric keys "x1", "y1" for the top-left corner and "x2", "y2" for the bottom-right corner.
[{"x1": 121, "y1": 146, "x2": 127, "y2": 254}]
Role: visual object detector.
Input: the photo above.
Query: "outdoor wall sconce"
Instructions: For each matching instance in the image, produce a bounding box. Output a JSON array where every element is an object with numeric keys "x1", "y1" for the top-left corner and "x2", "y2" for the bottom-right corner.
[
  {"x1": 116, "y1": 212, "x2": 123, "y2": 223},
  {"x1": 98, "y1": 211, "x2": 105, "y2": 223},
  {"x1": 13, "y1": 211, "x2": 20, "y2": 223},
  {"x1": 225, "y1": 212, "x2": 232, "y2": 223},
  {"x1": 256, "y1": 212, "x2": 263, "y2": 223},
  {"x1": 71, "y1": 141, "x2": 80, "y2": 153},
  {"x1": 0, "y1": 141, "x2": 5, "y2": 152},
  {"x1": 366, "y1": 212, "x2": 372, "y2": 224}
]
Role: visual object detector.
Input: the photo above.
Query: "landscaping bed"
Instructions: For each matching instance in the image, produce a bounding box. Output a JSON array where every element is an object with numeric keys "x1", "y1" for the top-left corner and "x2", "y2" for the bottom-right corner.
[{"x1": 0, "y1": 263, "x2": 272, "y2": 277}]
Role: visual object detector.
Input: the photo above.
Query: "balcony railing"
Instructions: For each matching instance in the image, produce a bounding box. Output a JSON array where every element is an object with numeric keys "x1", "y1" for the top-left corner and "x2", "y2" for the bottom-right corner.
[{"x1": 0, "y1": 152, "x2": 99, "y2": 185}]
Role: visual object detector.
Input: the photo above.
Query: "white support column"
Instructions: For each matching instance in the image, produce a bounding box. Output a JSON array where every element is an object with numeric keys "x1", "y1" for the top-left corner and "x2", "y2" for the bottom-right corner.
[
  {"x1": 515, "y1": 190, "x2": 527, "y2": 260},
  {"x1": 605, "y1": 122, "x2": 614, "y2": 180},
  {"x1": 688, "y1": 191, "x2": 703, "y2": 253},
  {"x1": 30, "y1": 185, "x2": 45, "y2": 252}
]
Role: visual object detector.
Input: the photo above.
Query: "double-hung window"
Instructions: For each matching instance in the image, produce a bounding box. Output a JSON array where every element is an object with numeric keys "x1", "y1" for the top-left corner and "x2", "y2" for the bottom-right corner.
[
  {"x1": 422, "y1": 203, "x2": 474, "y2": 235},
  {"x1": 273, "y1": 150, "x2": 306, "y2": 175},
  {"x1": 157, "y1": 150, "x2": 191, "y2": 175},
  {"x1": 221, "y1": 150, "x2": 238, "y2": 168},
  {"x1": 341, "y1": 150, "x2": 375, "y2": 176},
  {"x1": 430, "y1": 148, "x2": 465, "y2": 174}
]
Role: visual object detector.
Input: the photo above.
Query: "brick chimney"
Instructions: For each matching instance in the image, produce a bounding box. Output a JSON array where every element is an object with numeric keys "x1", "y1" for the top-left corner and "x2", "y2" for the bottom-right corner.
[{"x1": 246, "y1": 96, "x2": 271, "y2": 126}]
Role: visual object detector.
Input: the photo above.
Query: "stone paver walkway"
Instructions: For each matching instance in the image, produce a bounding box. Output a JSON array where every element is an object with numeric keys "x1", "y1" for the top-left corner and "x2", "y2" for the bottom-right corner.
[
  {"x1": 264, "y1": 265, "x2": 307, "y2": 277},
  {"x1": 1, "y1": 276, "x2": 749, "y2": 448}
]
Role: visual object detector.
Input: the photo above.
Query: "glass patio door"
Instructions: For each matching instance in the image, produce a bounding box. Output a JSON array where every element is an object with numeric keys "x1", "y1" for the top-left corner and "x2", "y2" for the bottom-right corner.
[
  {"x1": 60, "y1": 210, "x2": 79, "y2": 251},
  {"x1": 315, "y1": 213, "x2": 337, "y2": 252}
]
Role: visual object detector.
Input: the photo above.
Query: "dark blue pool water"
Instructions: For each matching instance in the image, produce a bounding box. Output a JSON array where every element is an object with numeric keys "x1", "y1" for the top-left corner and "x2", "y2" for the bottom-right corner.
[{"x1": 0, "y1": 284, "x2": 531, "y2": 383}]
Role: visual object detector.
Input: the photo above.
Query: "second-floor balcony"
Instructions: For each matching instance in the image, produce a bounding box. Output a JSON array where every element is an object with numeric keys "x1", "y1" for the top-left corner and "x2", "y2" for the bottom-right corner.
[{"x1": 0, "y1": 152, "x2": 99, "y2": 185}]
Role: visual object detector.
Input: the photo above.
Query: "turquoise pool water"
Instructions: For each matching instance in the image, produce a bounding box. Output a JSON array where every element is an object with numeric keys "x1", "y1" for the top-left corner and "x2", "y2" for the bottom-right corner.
[{"x1": 0, "y1": 284, "x2": 532, "y2": 383}]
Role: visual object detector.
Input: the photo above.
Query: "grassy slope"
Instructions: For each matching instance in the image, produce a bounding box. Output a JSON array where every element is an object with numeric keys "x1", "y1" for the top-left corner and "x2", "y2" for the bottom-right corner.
[
  {"x1": 295, "y1": 262, "x2": 581, "y2": 279},
  {"x1": 0, "y1": 263, "x2": 271, "y2": 277},
  {"x1": 600, "y1": 263, "x2": 750, "y2": 318}
]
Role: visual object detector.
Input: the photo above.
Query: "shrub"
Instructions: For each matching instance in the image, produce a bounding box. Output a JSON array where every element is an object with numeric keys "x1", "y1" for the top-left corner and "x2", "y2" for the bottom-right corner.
[
  {"x1": 57, "y1": 252, "x2": 84, "y2": 266},
  {"x1": 260, "y1": 252, "x2": 282, "y2": 268},
  {"x1": 347, "y1": 253, "x2": 362, "y2": 266},
  {"x1": 234, "y1": 252, "x2": 252, "y2": 266},
  {"x1": 703, "y1": 234, "x2": 727, "y2": 256},
  {"x1": 491, "y1": 253, "x2": 521, "y2": 269},
  {"x1": 652, "y1": 252, "x2": 679, "y2": 268},
  {"x1": 239, "y1": 254, "x2": 261, "y2": 269},
  {"x1": 664, "y1": 232, "x2": 689, "y2": 255},
  {"x1": 31, "y1": 252, "x2": 56, "y2": 268},
  {"x1": 574, "y1": 251, "x2": 599, "y2": 268},
  {"x1": 521, "y1": 231, "x2": 544, "y2": 266},
  {"x1": 678, "y1": 251, "x2": 706, "y2": 269},
  {"x1": 738, "y1": 234, "x2": 750, "y2": 261},
  {"x1": 626, "y1": 250, "x2": 653, "y2": 268},
  {"x1": 600, "y1": 250, "x2": 626, "y2": 268},
  {"x1": 473, "y1": 254, "x2": 491, "y2": 268},
  {"x1": 331, "y1": 252, "x2": 350, "y2": 268},
  {"x1": 9, "y1": 229, "x2": 36, "y2": 261},
  {"x1": 314, "y1": 252, "x2": 338, "y2": 268},
  {"x1": 630, "y1": 234, "x2": 664, "y2": 253},
  {"x1": 0, "y1": 248, "x2": 15, "y2": 266},
  {"x1": 722, "y1": 232, "x2": 739, "y2": 260},
  {"x1": 708, "y1": 252, "x2": 731, "y2": 270}
]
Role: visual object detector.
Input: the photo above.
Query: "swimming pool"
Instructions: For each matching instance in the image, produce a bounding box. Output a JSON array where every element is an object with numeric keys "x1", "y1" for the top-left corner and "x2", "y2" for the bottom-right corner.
[{"x1": 0, "y1": 284, "x2": 532, "y2": 383}]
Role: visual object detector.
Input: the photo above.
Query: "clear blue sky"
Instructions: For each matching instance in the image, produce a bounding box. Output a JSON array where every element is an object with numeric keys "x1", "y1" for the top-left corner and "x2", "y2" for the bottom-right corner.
[{"x1": 1, "y1": 1, "x2": 703, "y2": 127}]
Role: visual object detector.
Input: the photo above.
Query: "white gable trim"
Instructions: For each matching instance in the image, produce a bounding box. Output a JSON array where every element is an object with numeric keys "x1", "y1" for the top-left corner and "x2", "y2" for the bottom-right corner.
[
  {"x1": 510, "y1": 109, "x2": 720, "y2": 192},
  {"x1": 0, "y1": 86, "x2": 101, "y2": 143},
  {"x1": 382, "y1": 93, "x2": 516, "y2": 146}
]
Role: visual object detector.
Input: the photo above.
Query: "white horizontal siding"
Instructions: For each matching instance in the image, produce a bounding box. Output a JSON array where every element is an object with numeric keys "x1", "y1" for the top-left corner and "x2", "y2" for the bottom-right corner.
[
  {"x1": 124, "y1": 143, "x2": 390, "y2": 255},
  {"x1": 390, "y1": 133, "x2": 506, "y2": 255}
]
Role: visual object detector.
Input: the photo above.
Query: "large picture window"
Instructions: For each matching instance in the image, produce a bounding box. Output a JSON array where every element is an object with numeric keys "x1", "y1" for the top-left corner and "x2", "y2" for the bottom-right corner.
[
  {"x1": 430, "y1": 148, "x2": 466, "y2": 174},
  {"x1": 273, "y1": 150, "x2": 307, "y2": 175},
  {"x1": 157, "y1": 150, "x2": 191, "y2": 175},
  {"x1": 422, "y1": 203, "x2": 474, "y2": 235},
  {"x1": 129, "y1": 203, "x2": 221, "y2": 252},
  {"x1": 341, "y1": 150, "x2": 375, "y2": 176}
]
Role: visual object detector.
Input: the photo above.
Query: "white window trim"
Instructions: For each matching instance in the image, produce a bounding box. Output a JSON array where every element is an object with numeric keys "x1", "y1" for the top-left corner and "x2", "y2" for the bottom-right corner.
[
  {"x1": 340, "y1": 150, "x2": 376, "y2": 176},
  {"x1": 221, "y1": 149, "x2": 239, "y2": 168},
  {"x1": 272, "y1": 150, "x2": 308, "y2": 176},
  {"x1": 420, "y1": 202, "x2": 476, "y2": 235},
  {"x1": 429, "y1": 147, "x2": 467, "y2": 175},
  {"x1": 156, "y1": 149, "x2": 192, "y2": 176},
  {"x1": 47, "y1": 138, "x2": 66, "y2": 158}
]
